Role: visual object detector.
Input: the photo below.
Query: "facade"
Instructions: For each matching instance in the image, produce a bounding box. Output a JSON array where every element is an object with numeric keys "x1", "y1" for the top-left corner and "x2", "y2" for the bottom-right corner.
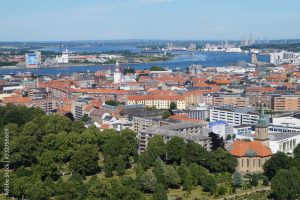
[
  {"x1": 71, "y1": 98, "x2": 90, "y2": 120},
  {"x1": 270, "y1": 51, "x2": 300, "y2": 65},
  {"x1": 173, "y1": 107, "x2": 209, "y2": 120},
  {"x1": 213, "y1": 95, "x2": 249, "y2": 108},
  {"x1": 272, "y1": 115, "x2": 300, "y2": 128},
  {"x1": 233, "y1": 125, "x2": 252, "y2": 135},
  {"x1": 271, "y1": 95, "x2": 300, "y2": 111},
  {"x1": 269, "y1": 133, "x2": 300, "y2": 154},
  {"x1": 210, "y1": 106, "x2": 260, "y2": 126},
  {"x1": 138, "y1": 122, "x2": 211, "y2": 153},
  {"x1": 127, "y1": 95, "x2": 186, "y2": 110}
]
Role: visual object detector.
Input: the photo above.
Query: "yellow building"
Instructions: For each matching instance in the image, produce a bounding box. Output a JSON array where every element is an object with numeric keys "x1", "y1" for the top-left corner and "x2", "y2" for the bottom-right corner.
[{"x1": 127, "y1": 95, "x2": 186, "y2": 110}]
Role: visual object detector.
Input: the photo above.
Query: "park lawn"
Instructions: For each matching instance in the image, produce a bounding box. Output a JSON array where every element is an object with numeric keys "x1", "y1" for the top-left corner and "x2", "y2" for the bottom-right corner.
[
  {"x1": 168, "y1": 186, "x2": 214, "y2": 200},
  {"x1": 0, "y1": 195, "x2": 8, "y2": 200}
]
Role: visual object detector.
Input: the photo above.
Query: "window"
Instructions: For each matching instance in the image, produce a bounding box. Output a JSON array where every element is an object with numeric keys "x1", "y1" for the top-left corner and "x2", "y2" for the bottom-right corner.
[
  {"x1": 247, "y1": 159, "x2": 249, "y2": 167},
  {"x1": 253, "y1": 159, "x2": 255, "y2": 167},
  {"x1": 259, "y1": 159, "x2": 261, "y2": 167}
]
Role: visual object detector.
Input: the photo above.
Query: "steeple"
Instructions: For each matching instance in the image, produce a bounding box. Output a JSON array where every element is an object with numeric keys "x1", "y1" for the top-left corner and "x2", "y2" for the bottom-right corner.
[
  {"x1": 256, "y1": 104, "x2": 268, "y2": 127},
  {"x1": 254, "y1": 104, "x2": 270, "y2": 147}
]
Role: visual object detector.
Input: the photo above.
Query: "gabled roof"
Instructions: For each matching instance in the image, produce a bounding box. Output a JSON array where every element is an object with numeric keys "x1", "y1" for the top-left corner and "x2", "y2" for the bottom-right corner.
[{"x1": 228, "y1": 140, "x2": 272, "y2": 157}]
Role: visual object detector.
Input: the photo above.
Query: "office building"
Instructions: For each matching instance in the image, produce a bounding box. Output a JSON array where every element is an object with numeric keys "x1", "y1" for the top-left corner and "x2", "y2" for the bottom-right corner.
[
  {"x1": 271, "y1": 95, "x2": 300, "y2": 111},
  {"x1": 210, "y1": 106, "x2": 260, "y2": 126}
]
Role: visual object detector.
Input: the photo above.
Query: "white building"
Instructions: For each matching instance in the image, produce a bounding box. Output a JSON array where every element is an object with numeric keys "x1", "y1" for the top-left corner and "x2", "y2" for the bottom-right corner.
[
  {"x1": 209, "y1": 121, "x2": 227, "y2": 138},
  {"x1": 210, "y1": 106, "x2": 260, "y2": 126},
  {"x1": 56, "y1": 50, "x2": 69, "y2": 64},
  {"x1": 114, "y1": 61, "x2": 122, "y2": 84},
  {"x1": 272, "y1": 115, "x2": 300, "y2": 128},
  {"x1": 236, "y1": 132, "x2": 300, "y2": 154},
  {"x1": 270, "y1": 51, "x2": 300, "y2": 65}
]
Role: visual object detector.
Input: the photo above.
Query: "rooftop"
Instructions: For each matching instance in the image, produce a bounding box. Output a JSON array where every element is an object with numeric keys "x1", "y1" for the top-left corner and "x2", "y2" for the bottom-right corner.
[{"x1": 228, "y1": 140, "x2": 272, "y2": 157}]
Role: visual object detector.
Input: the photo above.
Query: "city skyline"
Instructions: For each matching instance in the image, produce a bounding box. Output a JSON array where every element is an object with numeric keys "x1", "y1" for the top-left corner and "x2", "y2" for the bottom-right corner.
[{"x1": 1, "y1": 0, "x2": 300, "y2": 41}]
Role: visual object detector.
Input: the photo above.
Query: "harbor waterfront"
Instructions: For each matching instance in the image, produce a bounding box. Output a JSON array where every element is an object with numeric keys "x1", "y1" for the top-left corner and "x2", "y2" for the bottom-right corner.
[{"x1": 0, "y1": 51, "x2": 268, "y2": 75}]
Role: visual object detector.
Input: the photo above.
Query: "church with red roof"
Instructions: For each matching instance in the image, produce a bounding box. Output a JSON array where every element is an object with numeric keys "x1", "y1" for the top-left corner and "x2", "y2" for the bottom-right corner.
[{"x1": 228, "y1": 106, "x2": 272, "y2": 173}]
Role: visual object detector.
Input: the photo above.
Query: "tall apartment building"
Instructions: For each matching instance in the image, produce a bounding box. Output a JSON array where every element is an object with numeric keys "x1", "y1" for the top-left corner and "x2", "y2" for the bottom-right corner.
[
  {"x1": 213, "y1": 95, "x2": 249, "y2": 108},
  {"x1": 210, "y1": 106, "x2": 260, "y2": 126},
  {"x1": 272, "y1": 95, "x2": 300, "y2": 111},
  {"x1": 71, "y1": 98, "x2": 91, "y2": 120},
  {"x1": 127, "y1": 95, "x2": 186, "y2": 110}
]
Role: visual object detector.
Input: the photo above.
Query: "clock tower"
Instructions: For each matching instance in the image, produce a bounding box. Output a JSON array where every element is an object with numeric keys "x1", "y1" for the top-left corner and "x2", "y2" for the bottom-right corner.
[{"x1": 254, "y1": 105, "x2": 270, "y2": 147}]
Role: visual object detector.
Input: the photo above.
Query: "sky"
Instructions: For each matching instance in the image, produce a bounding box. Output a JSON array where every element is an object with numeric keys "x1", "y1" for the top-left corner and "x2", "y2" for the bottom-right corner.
[{"x1": 1, "y1": 0, "x2": 300, "y2": 41}]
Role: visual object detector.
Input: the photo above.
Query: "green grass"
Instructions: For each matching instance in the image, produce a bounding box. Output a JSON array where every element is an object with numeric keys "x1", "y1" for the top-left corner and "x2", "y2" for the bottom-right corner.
[
  {"x1": 0, "y1": 195, "x2": 8, "y2": 200},
  {"x1": 168, "y1": 186, "x2": 213, "y2": 200}
]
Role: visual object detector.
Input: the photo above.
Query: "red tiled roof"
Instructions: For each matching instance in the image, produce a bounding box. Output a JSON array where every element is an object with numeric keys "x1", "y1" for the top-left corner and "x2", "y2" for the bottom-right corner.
[
  {"x1": 128, "y1": 94, "x2": 185, "y2": 101},
  {"x1": 3, "y1": 96, "x2": 32, "y2": 104},
  {"x1": 229, "y1": 140, "x2": 272, "y2": 157},
  {"x1": 169, "y1": 114, "x2": 201, "y2": 123}
]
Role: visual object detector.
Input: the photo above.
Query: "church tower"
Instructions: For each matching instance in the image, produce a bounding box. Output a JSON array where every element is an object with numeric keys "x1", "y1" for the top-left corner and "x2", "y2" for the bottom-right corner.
[
  {"x1": 254, "y1": 105, "x2": 270, "y2": 147},
  {"x1": 114, "y1": 60, "x2": 122, "y2": 84}
]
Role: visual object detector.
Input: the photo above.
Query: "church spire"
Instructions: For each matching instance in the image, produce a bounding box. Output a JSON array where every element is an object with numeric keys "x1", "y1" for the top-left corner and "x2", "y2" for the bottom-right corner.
[
  {"x1": 256, "y1": 104, "x2": 268, "y2": 127},
  {"x1": 254, "y1": 103, "x2": 270, "y2": 147}
]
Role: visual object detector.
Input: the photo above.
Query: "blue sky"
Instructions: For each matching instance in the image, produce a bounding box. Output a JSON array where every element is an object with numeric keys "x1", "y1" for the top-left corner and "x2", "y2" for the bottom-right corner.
[{"x1": 1, "y1": 0, "x2": 300, "y2": 41}]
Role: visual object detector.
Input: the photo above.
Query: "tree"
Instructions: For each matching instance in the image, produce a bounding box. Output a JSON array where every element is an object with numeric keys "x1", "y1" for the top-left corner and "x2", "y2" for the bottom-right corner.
[
  {"x1": 115, "y1": 156, "x2": 126, "y2": 176},
  {"x1": 64, "y1": 112, "x2": 75, "y2": 121},
  {"x1": 294, "y1": 144, "x2": 300, "y2": 161},
  {"x1": 150, "y1": 66, "x2": 166, "y2": 71},
  {"x1": 170, "y1": 102, "x2": 177, "y2": 110},
  {"x1": 162, "y1": 110, "x2": 171, "y2": 119},
  {"x1": 262, "y1": 176, "x2": 269, "y2": 186},
  {"x1": 86, "y1": 179, "x2": 111, "y2": 200},
  {"x1": 123, "y1": 67, "x2": 135, "y2": 75},
  {"x1": 71, "y1": 144, "x2": 99, "y2": 176},
  {"x1": 164, "y1": 165, "x2": 181, "y2": 188},
  {"x1": 202, "y1": 175, "x2": 217, "y2": 194},
  {"x1": 166, "y1": 136, "x2": 186, "y2": 164},
  {"x1": 184, "y1": 142, "x2": 208, "y2": 165},
  {"x1": 45, "y1": 114, "x2": 72, "y2": 134},
  {"x1": 188, "y1": 163, "x2": 208, "y2": 186},
  {"x1": 10, "y1": 135, "x2": 38, "y2": 168},
  {"x1": 138, "y1": 170, "x2": 157, "y2": 193},
  {"x1": 37, "y1": 151, "x2": 59, "y2": 180},
  {"x1": 263, "y1": 152, "x2": 292, "y2": 179},
  {"x1": 177, "y1": 163, "x2": 189, "y2": 182},
  {"x1": 30, "y1": 181, "x2": 51, "y2": 200},
  {"x1": 226, "y1": 135, "x2": 232, "y2": 140},
  {"x1": 55, "y1": 181, "x2": 80, "y2": 200},
  {"x1": 206, "y1": 148, "x2": 237, "y2": 173},
  {"x1": 209, "y1": 132, "x2": 225, "y2": 150},
  {"x1": 251, "y1": 174, "x2": 259, "y2": 187},
  {"x1": 232, "y1": 170, "x2": 243, "y2": 187},
  {"x1": 153, "y1": 184, "x2": 168, "y2": 200},
  {"x1": 183, "y1": 170, "x2": 193, "y2": 193},
  {"x1": 148, "y1": 135, "x2": 166, "y2": 160},
  {"x1": 217, "y1": 186, "x2": 227, "y2": 196},
  {"x1": 153, "y1": 158, "x2": 167, "y2": 187},
  {"x1": 105, "y1": 100, "x2": 121, "y2": 107},
  {"x1": 271, "y1": 167, "x2": 300, "y2": 200},
  {"x1": 81, "y1": 114, "x2": 91, "y2": 122},
  {"x1": 103, "y1": 157, "x2": 114, "y2": 177},
  {"x1": 110, "y1": 180, "x2": 146, "y2": 200}
]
